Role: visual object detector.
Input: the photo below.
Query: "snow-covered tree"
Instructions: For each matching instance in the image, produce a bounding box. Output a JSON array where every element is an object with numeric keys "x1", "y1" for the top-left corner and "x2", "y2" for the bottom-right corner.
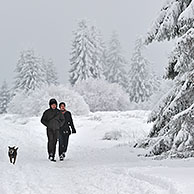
[
  {"x1": 90, "y1": 25, "x2": 105, "y2": 79},
  {"x1": 14, "y1": 49, "x2": 46, "y2": 93},
  {"x1": 145, "y1": 0, "x2": 194, "y2": 43},
  {"x1": 69, "y1": 20, "x2": 104, "y2": 86},
  {"x1": 0, "y1": 81, "x2": 11, "y2": 114},
  {"x1": 141, "y1": 79, "x2": 173, "y2": 110},
  {"x1": 137, "y1": 0, "x2": 194, "y2": 158},
  {"x1": 104, "y1": 32, "x2": 128, "y2": 89},
  {"x1": 45, "y1": 58, "x2": 58, "y2": 86},
  {"x1": 74, "y1": 78, "x2": 131, "y2": 112},
  {"x1": 128, "y1": 38, "x2": 160, "y2": 103}
]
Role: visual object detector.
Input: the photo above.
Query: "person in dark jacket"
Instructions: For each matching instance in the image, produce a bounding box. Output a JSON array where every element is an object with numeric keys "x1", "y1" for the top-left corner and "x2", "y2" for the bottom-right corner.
[
  {"x1": 41, "y1": 98, "x2": 65, "y2": 162},
  {"x1": 59, "y1": 102, "x2": 76, "y2": 161}
]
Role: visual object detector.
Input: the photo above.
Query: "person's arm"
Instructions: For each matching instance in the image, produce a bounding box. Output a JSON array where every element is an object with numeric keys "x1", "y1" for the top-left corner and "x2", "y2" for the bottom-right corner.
[
  {"x1": 59, "y1": 112, "x2": 65, "y2": 128},
  {"x1": 41, "y1": 111, "x2": 48, "y2": 127},
  {"x1": 69, "y1": 112, "x2": 76, "y2": 133}
]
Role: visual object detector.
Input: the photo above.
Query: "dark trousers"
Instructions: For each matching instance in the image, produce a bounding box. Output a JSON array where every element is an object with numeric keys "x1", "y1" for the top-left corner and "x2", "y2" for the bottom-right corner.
[
  {"x1": 59, "y1": 130, "x2": 70, "y2": 156},
  {"x1": 47, "y1": 128, "x2": 58, "y2": 157}
]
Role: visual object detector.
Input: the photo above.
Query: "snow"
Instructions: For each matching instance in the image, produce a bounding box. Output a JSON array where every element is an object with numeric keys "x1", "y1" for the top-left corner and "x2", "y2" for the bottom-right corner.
[
  {"x1": 178, "y1": 0, "x2": 194, "y2": 22},
  {"x1": 128, "y1": 38, "x2": 160, "y2": 104},
  {"x1": 145, "y1": 0, "x2": 193, "y2": 43},
  {"x1": 75, "y1": 79, "x2": 131, "y2": 112},
  {"x1": 69, "y1": 20, "x2": 104, "y2": 85},
  {"x1": 142, "y1": 0, "x2": 194, "y2": 158},
  {"x1": 104, "y1": 31, "x2": 128, "y2": 89},
  {"x1": 14, "y1": 49, "x2": 46, "y2": 92},
  {"x1": 0, "y1": 110, "x2": 194, "y2": 194},
  {"x1": 8, "y1": 85, "x2": 90, "y2": 116}
]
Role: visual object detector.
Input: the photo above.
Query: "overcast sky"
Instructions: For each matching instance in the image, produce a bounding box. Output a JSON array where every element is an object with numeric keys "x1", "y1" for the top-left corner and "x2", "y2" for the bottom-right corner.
[{"x1": 0, "y1": 0, "x2": 172, "y2": 85}]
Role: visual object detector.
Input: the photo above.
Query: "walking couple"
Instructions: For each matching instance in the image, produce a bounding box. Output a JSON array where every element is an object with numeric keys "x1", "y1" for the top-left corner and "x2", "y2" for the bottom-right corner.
[{"x1": 41, "y1": 98, "x2": 76, "y2": 162}]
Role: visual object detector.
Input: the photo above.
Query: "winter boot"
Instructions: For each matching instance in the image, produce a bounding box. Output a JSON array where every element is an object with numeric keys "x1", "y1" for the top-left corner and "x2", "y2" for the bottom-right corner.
[
  {"x1": 50, "y1": 157, "x2": 56, "y2": 162},
  {"x1": 59, "y1": 155, "x2": 64, "y2": 161},
  {"x1": 48, "y1": 154, "x2": 52, "y2": 160},
  {"x1": 49, "y1": 154, "x2": 56, "y2": 162},
  {"x1": 62, "y1": 152, "x2": 66, "y2": 158}
]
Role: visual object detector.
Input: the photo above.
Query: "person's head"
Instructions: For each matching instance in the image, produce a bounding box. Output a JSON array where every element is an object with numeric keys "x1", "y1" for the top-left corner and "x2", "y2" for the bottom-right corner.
[
  {"x1": 49, "y1": 98, "x2": 57, "y2": 109},
  {"x1": 59, "y1": 102, "x2": 66, "y2": 111}
]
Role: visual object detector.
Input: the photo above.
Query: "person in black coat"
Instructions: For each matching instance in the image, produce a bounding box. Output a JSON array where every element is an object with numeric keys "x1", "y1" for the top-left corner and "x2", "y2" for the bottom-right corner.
[
  {"x1": 41, "y1": 98, "x2": 65, "y2": 162},
  {"x1": 59, "y1": 102, "x2": 76, "y2": 161}
]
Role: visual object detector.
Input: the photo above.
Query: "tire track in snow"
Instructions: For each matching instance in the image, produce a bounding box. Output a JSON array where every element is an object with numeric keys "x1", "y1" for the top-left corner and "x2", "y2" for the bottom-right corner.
[
  {"x1": 53, "y1": 166, "x2": 174, "y2": 194},
  {"x1": 112, "y1": 168, "x2": 182, "y2": 194}
]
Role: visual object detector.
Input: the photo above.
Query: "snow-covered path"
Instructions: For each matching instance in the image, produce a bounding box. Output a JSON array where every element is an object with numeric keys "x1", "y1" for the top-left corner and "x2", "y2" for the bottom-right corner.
[{"x1": 0, "y1": 111, "x2": 194, "y2": 194}]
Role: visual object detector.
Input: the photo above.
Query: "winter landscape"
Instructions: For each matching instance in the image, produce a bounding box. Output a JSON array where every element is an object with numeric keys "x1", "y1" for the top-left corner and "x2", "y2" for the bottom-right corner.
[{"x1": 0, "y1": 0, "x2": 194, "y2": 194}]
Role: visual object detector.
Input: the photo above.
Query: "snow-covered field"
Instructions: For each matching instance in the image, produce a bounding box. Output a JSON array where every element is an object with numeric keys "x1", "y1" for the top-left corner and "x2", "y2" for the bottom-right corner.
[{"x1": 0, "y1": 111, "x2": 194, "y2": 194}]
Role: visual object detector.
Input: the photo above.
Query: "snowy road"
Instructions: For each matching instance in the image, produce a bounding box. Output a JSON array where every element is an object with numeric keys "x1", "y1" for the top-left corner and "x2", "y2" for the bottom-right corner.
[{"x1": 0, "y1": 111, "x2": 193, "y2": 194}]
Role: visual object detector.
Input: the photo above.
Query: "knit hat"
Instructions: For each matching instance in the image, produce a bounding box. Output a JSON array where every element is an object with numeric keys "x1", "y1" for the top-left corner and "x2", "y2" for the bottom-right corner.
[
  {"x1": 49, "y1": 98, "x2": 57, "y2": 106},
  {"x1": 59, "y1": 102, "x2": 66, "y2": 108}
]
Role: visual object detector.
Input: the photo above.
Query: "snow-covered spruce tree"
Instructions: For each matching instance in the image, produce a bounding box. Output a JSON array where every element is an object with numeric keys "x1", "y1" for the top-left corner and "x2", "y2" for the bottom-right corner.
[
  {"x1": 0, "y1": 81, "x2": 11, "y2": 114},
  {"x1": 104, "y1": 31, "x2": 128, "y2": 89},
  {"x1": 45, "y1": 58, "x2": 59, "y2": 86},
  {"x1": 137, "y1": 0, "x2": 194, "y2": 158},
  {"x1": 145, "y1": 0, "x2": 194, "y2": 43},
  {"x1": 128, "y1": 38, "x2": 160, "y2": 103},
  {"x1": 90, "y1": 25, "x2": 105, "y2": 79},
  {"x1": 69, "y1": 20, "x2": 104, "y2": 86},
  {"x1": 14, "y1": 49, "x2": 46, "y2": 93}
]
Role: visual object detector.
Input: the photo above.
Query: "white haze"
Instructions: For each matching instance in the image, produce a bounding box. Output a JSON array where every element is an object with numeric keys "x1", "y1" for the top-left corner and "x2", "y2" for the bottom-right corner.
[{"x1": 0, "y1": 0, "x2": 172, "y2": 85}]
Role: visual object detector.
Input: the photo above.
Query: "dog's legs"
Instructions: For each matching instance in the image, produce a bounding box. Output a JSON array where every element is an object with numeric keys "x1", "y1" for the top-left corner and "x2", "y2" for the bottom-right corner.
[
  {"x1": 10, "y1": 157, "x2": 12, "y2": 164},
  {"x1": 13, "y1": 157, "x2": 16, "y2": 165}
]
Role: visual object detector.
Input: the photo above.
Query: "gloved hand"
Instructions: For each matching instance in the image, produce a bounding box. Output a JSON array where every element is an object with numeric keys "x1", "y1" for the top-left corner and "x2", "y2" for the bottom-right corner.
[{"x1": 72, "y1": 129, "x2": 76, "y2": 134}]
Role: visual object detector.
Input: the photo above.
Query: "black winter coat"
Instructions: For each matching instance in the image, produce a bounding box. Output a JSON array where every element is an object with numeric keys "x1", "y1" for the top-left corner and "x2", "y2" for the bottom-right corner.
[
  {"x1": 41, "y1": 108, "x2": 65, "y2": 131},
  {"x1": 60, "y1": 111, "x2": 76, "y2": 134}
]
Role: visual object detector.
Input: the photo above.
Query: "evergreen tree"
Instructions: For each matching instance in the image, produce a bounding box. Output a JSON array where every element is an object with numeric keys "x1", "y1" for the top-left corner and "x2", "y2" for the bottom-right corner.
[
  {"x1": 104, "y1": 32, "x2": 128, "y2": 89},
  {"x1": 90, "y1": 26, "x2": 105, "y2": 79},
  {"x1": 0, "y1": 81, "x2": 11, "y2": 114},
  {"x1": 45, "y1": 58, "x2": 58, "y2": 86},
  {"x1": 14, "y1": 49, "x2": 46, "y2": 93},
  {"x1": 145, "y1": 0, "x2": 193, "y2": 43},
  {"x1": 138, "y1": 0, "x2": 194, "y2": 158},
  {"x1": 69, "y1": 20, "x2": 104, "y2": 86},
  {"x1": 128, "y1": 38, "x2": 160, "y2": 103}
]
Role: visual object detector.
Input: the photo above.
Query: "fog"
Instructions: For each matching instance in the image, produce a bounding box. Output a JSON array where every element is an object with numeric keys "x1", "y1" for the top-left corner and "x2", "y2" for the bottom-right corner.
[{"x1": 0, "y1": 0, "x2": 172, "y2": 85}]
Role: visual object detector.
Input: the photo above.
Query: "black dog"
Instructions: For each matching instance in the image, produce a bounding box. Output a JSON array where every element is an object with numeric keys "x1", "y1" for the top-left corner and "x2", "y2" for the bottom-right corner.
[{"x1": 8, "y1": 146, "x2": 18, "y2": 165}]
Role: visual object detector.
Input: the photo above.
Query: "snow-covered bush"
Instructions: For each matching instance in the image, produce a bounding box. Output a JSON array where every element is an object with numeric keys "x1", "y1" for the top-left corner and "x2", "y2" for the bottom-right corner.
[
  {"x1": 8, "y1": 85, "x2": 90, "y2": 117},
  {"x1": 103, "y1": 130, "x2": 123, "y2": 141},
  {"x1": 74, "y1": 78, "x2": 131, "y2": 112}
]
